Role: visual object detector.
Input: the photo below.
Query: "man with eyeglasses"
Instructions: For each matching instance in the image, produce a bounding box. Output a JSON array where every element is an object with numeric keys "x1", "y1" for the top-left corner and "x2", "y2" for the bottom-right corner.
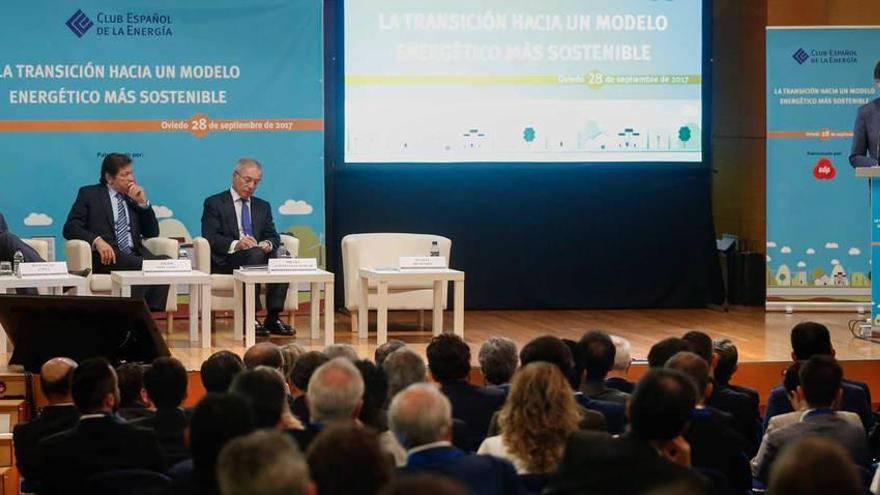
[{"x1": 201, "y1": 158, "x2": 293, "y2": 337}]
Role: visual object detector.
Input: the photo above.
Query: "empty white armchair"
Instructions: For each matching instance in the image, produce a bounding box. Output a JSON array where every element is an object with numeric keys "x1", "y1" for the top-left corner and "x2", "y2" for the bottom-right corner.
[
  {"x1": 22, "y1": 239, "x2": 49, "y2": 263},
  {"x1": 342, "y1": 233, "x2": 451, "y2": 333},
  {"x1": 65, "y1": 238, "x2": 179, "y2": 319},
  {"x1": 191, "y1": 234, "x2": 300, "y2": 324}
]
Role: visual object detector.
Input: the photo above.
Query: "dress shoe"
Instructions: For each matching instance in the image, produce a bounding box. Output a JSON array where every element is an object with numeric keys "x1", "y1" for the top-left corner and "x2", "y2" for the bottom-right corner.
[
  {"x1": 263, "y1": 318, "x2": 295, "y2": 336},
  {"x1": 254, "y1": 320, "x2": 270, "y2": 338},
  {"x1": 68, "y1": 268, "x2": 91, "y2": 278}
]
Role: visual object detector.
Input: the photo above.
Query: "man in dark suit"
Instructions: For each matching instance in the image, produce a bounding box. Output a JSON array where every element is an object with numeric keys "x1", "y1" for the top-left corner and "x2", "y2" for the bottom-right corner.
[
  {"x1": 62, "y1": 153, "x2": 169, "y2": 310},
  {"x1": 763, "y1": 322, "x2": 873, "y2": 431},
  {"x1": 201, "y1": 158, "x2": 292, "y2": 336},
  {"x1": 575, "y1": 330, "x2": 630, "y2": 405},
  {"x1": 666, "y1": 351, "x2": 750, "y2": 494},
  {"x1": 37, "y1": 357, "x2": 165, "y2": 494},
  {"x1": 13, "y1": 357, "x2": 79, "y2": 491},
  {"x1": 391, "y1": 383, "x2": 525, "y2": 495},
  {"x1": 131, "y1": 357, "x2": 191, "y2": 467},
  {"x1": 427, "y1": 334, "x2": 506, "y2": 451},
  {"x1": 545, "y1": 368, "x2": 708, "y2": 495},
  {"x1": 754, "y1": 355, "x2": 871, "y2": 483},
  {"x1": 0, "y1": 212, "x2": 44, "y2": 263},
  {"x1": 713, "y1": 338, "x2": 760, "y2": 408},
  {"x1": 849, "y1": 61, "x2": 880, "y2": 168}
]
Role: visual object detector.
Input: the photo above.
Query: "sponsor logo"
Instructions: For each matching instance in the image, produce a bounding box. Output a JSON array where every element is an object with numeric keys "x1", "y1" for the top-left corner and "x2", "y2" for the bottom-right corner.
[
  {"x1": 66, "y1": 9, "x2": 94, "y2": 38},
  {"x1": 813, "y1": 158, "x2": 836, "y2": 180},
  {"x1": 793, "y1": 48, "x2": 809, "y2": 64}
]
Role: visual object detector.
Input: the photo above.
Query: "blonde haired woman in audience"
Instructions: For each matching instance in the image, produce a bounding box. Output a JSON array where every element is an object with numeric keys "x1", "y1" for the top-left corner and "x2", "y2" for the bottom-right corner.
[{"x1": 477, "y1": 361, "x2": 581, "y2": 474}]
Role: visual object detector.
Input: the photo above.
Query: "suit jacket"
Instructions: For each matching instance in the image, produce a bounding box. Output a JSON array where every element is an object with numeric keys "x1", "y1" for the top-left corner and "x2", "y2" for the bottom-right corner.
[
  {"x1": 850, "y1": 97, "x2": 880, "y2": 167},
  {"x1": 201, "y1": 190, "x2": 281, "y2": 268},
  {"x1": 706, "y1": 385, "x2": 761, "y2": 456},
  {"x1": 763, "y1": 380, "x2": 873, "y2": 432},
  {"x1": 581, "y1": 379, "x2": 630, "y2": 405},
  {"x1": 439, "y1": 380, "x2": 506, "y2": 450},
  {"x1": 685, "y1": 407, "x2": 751, "y2": 494},
  {"x1": 38, "y1": 414, "x2": 165, "y2": 494},
  {"x1": 754, "y1": 411, "x2": 870, "y2": 482},
  {"x1": 574, "y1": 393, "x2": 627, "y2": 434},
  {"x1": 13, "y1": 405, "x2": 79, "y2": 483},
  {"x1": 131, "y1": 407, "x2": 191, "y2": 467},
  {"x1": 544, "y1": 431, "x2": 708, "y2": 495},
  {"x1": 604, "y1": 376, "x2": 635, "y2": 394},
  {"x1": 724, "y1": 383, "x2": 760, "y2": 410},
  {"x1": 63, "y1": 183, "x2": 159, "y2": 252},
  {"x1": 399, "y1": 445, "x2": 526, "y2": 495}
]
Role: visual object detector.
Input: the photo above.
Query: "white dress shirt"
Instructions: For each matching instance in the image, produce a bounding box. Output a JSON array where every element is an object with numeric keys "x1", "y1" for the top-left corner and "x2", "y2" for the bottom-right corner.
[{"x1": 227, "y1": 188, "x2": 272, "y2": 253}]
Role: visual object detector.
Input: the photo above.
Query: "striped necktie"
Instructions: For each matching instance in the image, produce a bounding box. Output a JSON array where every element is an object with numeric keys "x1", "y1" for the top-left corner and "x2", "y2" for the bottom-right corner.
[{"x1": 115, "y1": 193, "x2": 132, "y2": 254}]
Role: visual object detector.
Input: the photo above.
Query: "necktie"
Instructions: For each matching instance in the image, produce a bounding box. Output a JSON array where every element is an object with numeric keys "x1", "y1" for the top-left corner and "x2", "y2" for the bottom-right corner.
[
  {"x1": 115, "y1": 193, "x2": 132, "y2": 254},
  {"x1": 241, "y1": 199, "x2": 254, "y2": 237}
]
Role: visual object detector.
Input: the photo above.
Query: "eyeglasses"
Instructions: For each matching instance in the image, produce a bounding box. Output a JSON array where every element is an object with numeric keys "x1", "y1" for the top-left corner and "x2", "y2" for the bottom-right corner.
[{"x1": 234, "y1": 171, "x2": 261, "y2": 186}]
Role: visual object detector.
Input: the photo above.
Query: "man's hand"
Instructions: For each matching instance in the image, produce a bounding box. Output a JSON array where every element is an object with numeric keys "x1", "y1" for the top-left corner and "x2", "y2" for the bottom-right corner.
[
  {"x1": 258, "y1": 241, "x2": 272, "y2": 253},
  {"x1": 657, "y1": 435, "x2": 691, "y2": 468},
  {"x1": 127, "y1": 182, "x2": 148, "y2": 206},
  {"x1": 236, "y1": 236, "x2": 258, "y2": 251},
  {"x1": 94, "y1": 237, "x2": 117, "y2": 265}
]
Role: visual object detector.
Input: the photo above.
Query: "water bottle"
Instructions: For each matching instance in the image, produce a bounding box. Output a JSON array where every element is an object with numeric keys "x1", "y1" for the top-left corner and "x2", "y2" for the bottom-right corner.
[
  {"x1": 277, "y1": 245, "x2": 292, "y2": 259},
  {"x1": 430, "y1": 241, "x2": 440, "y2": 257},
  {"x1": 178, "y1": 246, "x2": 190, "y2": 267},
  {"x1": 12, "y1": 250, "x2": 23, "y2": 277}
]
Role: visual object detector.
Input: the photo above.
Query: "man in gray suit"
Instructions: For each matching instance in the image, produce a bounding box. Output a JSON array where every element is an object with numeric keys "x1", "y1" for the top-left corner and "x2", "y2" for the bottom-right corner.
[
  {"x1": 754, "y1": 355, "x2": 870, "y2": 483},
  {"x1": 849, "y1": 61, "x2": 880, "y2": 168}
]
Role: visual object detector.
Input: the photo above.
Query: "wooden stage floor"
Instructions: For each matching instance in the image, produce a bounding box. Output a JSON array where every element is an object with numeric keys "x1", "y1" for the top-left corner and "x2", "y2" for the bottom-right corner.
[{"x1": 164, "y1": 306, "x2": 880, "y2": 371}]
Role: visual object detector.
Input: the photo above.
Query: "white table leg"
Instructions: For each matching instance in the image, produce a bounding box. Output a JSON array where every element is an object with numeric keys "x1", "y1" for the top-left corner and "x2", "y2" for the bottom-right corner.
[
  {"x1": 433, "y1": 280, "x2": 443, "y2": 336},
  {"x1": 233, "y1": 279, "x2": 243, "y2": 341},
  {"x1": 453, "y1": 280, "x2": 464, "y2": 338},
  {"x1": 201, "y1": 284, "x2": 211, "y2": 348},
  {"x1": 111, "y1": 281, "x2": 121, "y2": 297},
  {"x1": 324, "y1": 282, "x2": 335, "y2": 347},
  {"x1": 0, "y1": 323, "x2": 6, "y2": 355},
  {"x1": 377, "y1": 281, "x2": 388, "y2": 345},
  {"x1": 188, "y1": 284, "x2": 199, "y2": 342},
  {"x1": 245, "y1": 283, "x2": 256, "y2": 348},
  {"x1": 358, "y1": 276, "x2": 369, "y2": 339},
  {"x1": 121, "y1": 285, "x2": 131, "y2": 298},
  {"x1": 310, "y1": 282, "x2": 320, "y2": 340}
]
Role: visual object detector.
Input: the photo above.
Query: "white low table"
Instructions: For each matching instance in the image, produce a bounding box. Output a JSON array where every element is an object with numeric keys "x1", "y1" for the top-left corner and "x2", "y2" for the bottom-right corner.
[
  {"x1": 232, "y1": 269, "x2": 335, "y2": 348},
  {"x1": 0, "y1": 273, "x2": 90, "y2": 353},
  {"x1": 358, "y1": 268, "x2": 465, "y2": 344},
  {"x1": 110, "y1": 270, "x2": 212, "y2": 348}
]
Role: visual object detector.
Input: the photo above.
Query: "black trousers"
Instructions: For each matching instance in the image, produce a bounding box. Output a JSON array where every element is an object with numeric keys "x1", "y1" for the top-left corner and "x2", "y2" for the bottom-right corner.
[
  {"x1": 92, "y1": 246, "x2": 170, "y2": 312},
  {"x1": 212, "y1": 246, "x2": 288, "y2": 315},
  {"x1": 0, "y1": 231, "x2": 45, "y2": 295}
]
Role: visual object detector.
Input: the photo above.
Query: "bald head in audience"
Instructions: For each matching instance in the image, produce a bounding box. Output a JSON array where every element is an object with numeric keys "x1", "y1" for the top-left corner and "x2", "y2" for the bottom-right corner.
[
  {"x1": 217, "y1": 430, "x2": 313, "y2": 495},
  {"x1": 244, "y1": 342, "x2": 284, "y2": 371},
  {"x1": 41, "y1": 357, "x2": 77, "y2": 404},
  {"x1": 307, "y1": 358, "x2": 365, "y2": 424}
]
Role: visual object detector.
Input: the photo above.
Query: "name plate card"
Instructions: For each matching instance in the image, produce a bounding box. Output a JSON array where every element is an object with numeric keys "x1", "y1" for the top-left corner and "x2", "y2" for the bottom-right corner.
[
  {"x1": 143, "y1": 259, "x2": 192, "y2": 274},
  {"x1": 19, "y1": 262, "x2": 68, "y2": 277},
  {"x1": 269, "y1": 258, "x2": 318, "y2": 273},
  {"x1": 399, "y1": 256, "x2": 447, "y2": 270}
]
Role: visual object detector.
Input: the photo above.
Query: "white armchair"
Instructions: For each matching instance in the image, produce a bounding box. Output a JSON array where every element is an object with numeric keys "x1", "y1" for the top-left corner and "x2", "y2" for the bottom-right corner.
[
  {"x1": 341, "y1": 233, "x2": 451, "y2": 334},
  {"x1": 191, "y1": 234, "x2": 300, "y2": 325},
  {"x1": 22, "y1": 239, "x2": 49, "y2": 263},
  {"x1": 65, "y1": 238, "x2": 179, "y2": 328}
]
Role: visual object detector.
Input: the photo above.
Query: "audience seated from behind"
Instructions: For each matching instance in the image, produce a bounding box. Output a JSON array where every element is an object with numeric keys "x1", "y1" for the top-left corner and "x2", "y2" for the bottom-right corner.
[
  {"x1": 116, "y1": 362, "x2": 154, "y2": 421},
  {"x1": 168, "y1": 393, "x2": 256, "y2": 495},
  {"x1": 575, "y1": 330, "x2": 630, "y2": 405},
  {"x1": 647, "y1": 337, "x2": 692, "y2": 369},
  {"x1": 605, "y1": 335, "x2": 635, "y2": 394},
  {"x1": 289, "y1": 351, "x2": 330, "y2": 424},
  {"x1": 519, "y1": 335, "x2": 616, "y2": 433},
  {"x1": 477, "y1": 362, "x2": 580, "y2": 475},
  {"x1": 199, "y1": 350, "x2": 245, "y2": 394},
  {"x1": 355, "y1": 359, "x2": 390, "y2": 432},
  {"x1": 763, "y1": 322, "x2": 872, "y2": 431},
  {"x1": 665, "y1": 351, "x2": 750, "y2": 494},
  {"x1": 391, "y1": 383, "x2": 526, "y2": 495},
  {"x1": 229, "y1": 366, "x2": 301, "y2": 432},
  {"x1": 291, "y1": 357, "x2": 364, "y2": 452},
  {"x1": 217, "y1": 430, "x2": 312, "y2": 495},
  {"x1": 379, "y1": 473, "x2": 469, "y2": 495},
  {"x1": 374, "y1": 339, "x2": 406, "y2": 367},
  {"x1": 545, "y1": 368, "x2": 708, "y2": 495},
  {"x1": 37, "y1": 357, "x2": 165, "y2": 495},
  {"x1": 243, "y1": 342, "x2": 284, "y2": 371},
  {"x1": 427, "y1": 334, "x2": 506, "y2": 449},
  {"x1": 14, "y1": 357, "x2": 79, "y2": 491},
  {"x1": 325, "y1": 343, "x2": 359, "y2": 362},
  {"x1": 478, "y1": 336, "x2": 519, "y2": 392},
  {"x1": 131, "y1": 357, "x2": 192, "y2": 467},
  {"x1": 382, "y1": 348, "x2": 430, "y2": 466},
  {"x1": 712, "y1": 338, "x2": 760, "y2": 407},
  {"x1": 280, "y1": 343, "x2": 307, "y2": 379},
  {"x1": 752, "y1": 355, "x2": 870, "y2": 483},
  {"x1": 770, "y1": 437, "x2": 864, "y2": 495},
  {"x1": 683, "y1": 330, "x2": 760, "y2": 455},
  {"x1": 306, "y1": 424, "x2": 393, "y2": 495}
]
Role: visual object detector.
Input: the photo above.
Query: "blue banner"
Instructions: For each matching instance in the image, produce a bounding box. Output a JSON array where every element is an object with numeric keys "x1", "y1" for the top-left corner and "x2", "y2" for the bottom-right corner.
[
  {"x1": 0, "y1": 0, "x2": 325, "y2": 260},
  {"x1": 766, "y1": 28, "x2": 880, "y2": 310}
]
